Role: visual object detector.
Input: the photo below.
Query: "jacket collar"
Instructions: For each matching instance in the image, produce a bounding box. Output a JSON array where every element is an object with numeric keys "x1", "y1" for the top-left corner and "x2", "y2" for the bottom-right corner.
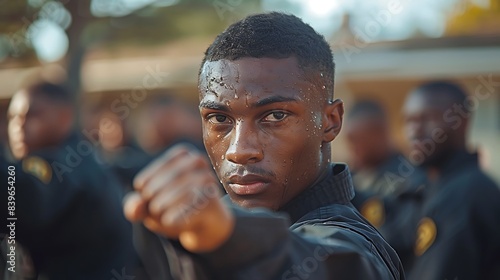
[{"x1": 279, "y1": 163, "x2": 355, "y2": 224}]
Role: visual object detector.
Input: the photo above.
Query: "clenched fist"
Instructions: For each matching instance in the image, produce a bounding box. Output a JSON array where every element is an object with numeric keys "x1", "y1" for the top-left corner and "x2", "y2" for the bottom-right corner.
[{"x1": 123, "y1": 144, "x2": 235, "y2": 252}]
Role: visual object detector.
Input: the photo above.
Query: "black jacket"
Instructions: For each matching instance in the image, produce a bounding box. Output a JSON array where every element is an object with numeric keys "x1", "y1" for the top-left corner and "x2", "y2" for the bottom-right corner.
[
  {"x1": 153, "y1": 163, "x2": 405, "y2": 279},
  {"x1": 1, "y1": 134, "x2": 139, "y2": 280},
  {"x1": 380, "y1": 151, "x2": 500, "y2": 280}
]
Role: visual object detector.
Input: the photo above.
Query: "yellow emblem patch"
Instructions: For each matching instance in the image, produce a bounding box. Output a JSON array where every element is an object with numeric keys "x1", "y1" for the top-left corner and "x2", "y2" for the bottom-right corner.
[
  {"x1": 360, "y1": 197, "x2": 385, "y2": 228},
  {"x1": 22, "y1": 156, "x2": 52, "y2": 184},
  {"x1": 415, "y1": 217, "x2": 437, "y2": 256}
]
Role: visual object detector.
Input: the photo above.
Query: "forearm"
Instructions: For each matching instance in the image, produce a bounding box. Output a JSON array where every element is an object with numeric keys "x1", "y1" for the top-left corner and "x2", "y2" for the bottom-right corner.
[
  {"x1": 200, "y1": 206, "x2": 291, "y2": 278},
  {"x1": 198, "y1": 206, "x2": 385, "y2": 280}
]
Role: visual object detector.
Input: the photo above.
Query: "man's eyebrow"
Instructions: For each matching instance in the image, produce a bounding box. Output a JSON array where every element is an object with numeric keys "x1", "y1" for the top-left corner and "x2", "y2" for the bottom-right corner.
[
  {"x1": 199, "y1": 100, "x2": 229, "y2": 112},
  {"x1": 254, "y1": 95, "x2": 299, "y2": 107},
  {"x1": 199, "y1": 96, "x2": 299, "y2": 111}
]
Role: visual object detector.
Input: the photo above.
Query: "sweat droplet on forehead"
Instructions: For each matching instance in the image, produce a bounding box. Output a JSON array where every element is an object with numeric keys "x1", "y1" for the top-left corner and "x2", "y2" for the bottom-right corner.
[
  {"x1": 199, "y1": 58, "x2": 315, "y2": 98},
  {"x1": 200, "y1": 60, "x2": 241, "y2": 96},
  {"x1": 198, "y1": 57, "x2": 329, "y2": 128}
]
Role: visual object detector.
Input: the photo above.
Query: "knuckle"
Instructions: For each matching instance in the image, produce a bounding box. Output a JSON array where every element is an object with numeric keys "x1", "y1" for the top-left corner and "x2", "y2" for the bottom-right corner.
[{"x1": 148, "y1": 199, "x2": 161, "y2": 216}]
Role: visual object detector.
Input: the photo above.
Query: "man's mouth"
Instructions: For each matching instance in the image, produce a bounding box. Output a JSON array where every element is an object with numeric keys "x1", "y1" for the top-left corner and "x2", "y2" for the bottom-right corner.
[{"x1": 228, "y1": 174, "x2": 270, "y2": 195}]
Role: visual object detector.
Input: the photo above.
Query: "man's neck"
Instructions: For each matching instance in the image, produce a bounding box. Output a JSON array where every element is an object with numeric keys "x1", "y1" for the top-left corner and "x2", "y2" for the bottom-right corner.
[
  {"x1": 425, "y1": 148, "x2": 466, "y2": 182},
  {"x1": 314, "y1": 162, "x2": 332, "y2": 186}
]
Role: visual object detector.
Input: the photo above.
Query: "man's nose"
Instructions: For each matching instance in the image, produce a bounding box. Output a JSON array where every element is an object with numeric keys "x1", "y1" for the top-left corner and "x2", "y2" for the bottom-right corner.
[
  {"x1": 406, "y1": 121, "x2": 425, "y2": 139},
  {"x1": 225, "y1": 121, "x2": 264, "y2": 165}
]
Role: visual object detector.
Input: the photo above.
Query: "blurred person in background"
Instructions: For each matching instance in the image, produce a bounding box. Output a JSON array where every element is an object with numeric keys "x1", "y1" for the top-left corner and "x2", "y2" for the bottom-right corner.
[
  {"x1": 0, "y1": 105, "x2": 8, "y2": 158},
  {"x1": 94, "y1": 110, "x2": 150, "y2": 191},
  {"x1": 124, "y1": 12, "x2": 404, "y2": 280},
  {"x1": 97, "y1": 108, "x2": 173, "y2": 279},
  {"x1": 346, "y1": 100, "x2": 405, "y2": 196},
  {"x1": 132, "y1": 94, "x2": 210, "y2": 279},
  {"x1": 80, "y1": 99, "x2": 103, "y2": 146},
  {"x1": 0, "y1": 81, "x2": 142, "y2": 279},
  {"x1": 345, "y1": 100, "x2": 414, "y2": 227},
  {"x1": 135, "y1": 94, "x2": 204, "y2": 155},
  {"x1": 380, "y1": 81, "x2": 500, "y2": 280}
]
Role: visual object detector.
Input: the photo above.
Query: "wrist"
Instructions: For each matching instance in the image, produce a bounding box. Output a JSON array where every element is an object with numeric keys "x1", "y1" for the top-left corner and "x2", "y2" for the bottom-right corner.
[{"x1": 179, "y1": 201, "x2": 235, "y2": 252}]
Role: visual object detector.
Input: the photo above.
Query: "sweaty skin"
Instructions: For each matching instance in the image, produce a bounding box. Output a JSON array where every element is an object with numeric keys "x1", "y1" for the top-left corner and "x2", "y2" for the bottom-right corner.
[
  {"x1": 124, "y1": 57, "x2": 343, "y2": 252},
  {"x1": 199, "y1": 57, "x2": 342, "y2": 210}
]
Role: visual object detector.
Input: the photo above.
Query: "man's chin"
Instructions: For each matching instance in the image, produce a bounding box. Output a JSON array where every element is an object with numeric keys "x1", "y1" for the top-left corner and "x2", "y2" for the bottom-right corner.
[
  {"x1": 408, "y1": 150, "x2": 443, "y2": 168},
  {"x1": 229, "y1": 195, "x2": 277, "y2": 211}
]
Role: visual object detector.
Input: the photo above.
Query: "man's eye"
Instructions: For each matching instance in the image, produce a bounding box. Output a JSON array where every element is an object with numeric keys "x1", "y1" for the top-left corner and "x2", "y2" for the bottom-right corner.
[
  {"x1": 208, "y1": 114, "x2": 231, "y2": 124},
  {"x1": 263, "y1": 111, "x2": 288, "y2": 122}
]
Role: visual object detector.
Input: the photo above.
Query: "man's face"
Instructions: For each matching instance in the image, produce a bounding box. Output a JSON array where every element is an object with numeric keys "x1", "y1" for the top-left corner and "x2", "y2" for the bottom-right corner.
[
  {"x1": 345, "y1": 117, "x2": 387, "y2": 169},
  {"x1": 199, "y1": 57, "x2": 335, "y2": 210},
  {"x1": 136, "y1": 104, "x2": 181, "y2": 153},
  {"x1": 403, "y1": 92, "x2": 455, "y2": 167},
  {"x1": 8, "y1": 90, "x2": 61, "y2": 159}
]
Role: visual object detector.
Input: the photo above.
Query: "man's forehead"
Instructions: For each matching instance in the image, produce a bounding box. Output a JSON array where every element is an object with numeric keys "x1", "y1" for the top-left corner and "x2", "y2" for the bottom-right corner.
[
  {"x1": 198, "y1": 57, "x2": 319, "y2": 103},
  {"x1": 405, "y1": 91, "x2": 453, "y2": 114},
  {"x1": 200, "y1": 57, "x2": 305, "y2": 83}
]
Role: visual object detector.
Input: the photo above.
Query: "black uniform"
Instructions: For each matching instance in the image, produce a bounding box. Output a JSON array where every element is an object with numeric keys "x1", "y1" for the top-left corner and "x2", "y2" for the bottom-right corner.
[
  {"x1": 152, "y1": 163, "x2": 405, "y2": 279},
  {"x1": 379, "y1": 151, "x2": 500, "y2": 280},
  {"x1": 352, "y1": 153, "x2": 410, "y2": 197},
  {"x1": 1, "y1": 134, "x2": 139, "y2": 280},
  {"x1": 350, "y1": 153, "x2": 423, "y2": 228}
]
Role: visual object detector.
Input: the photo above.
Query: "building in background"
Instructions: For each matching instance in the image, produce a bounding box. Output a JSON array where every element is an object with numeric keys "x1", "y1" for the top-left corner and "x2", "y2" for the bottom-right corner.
[{"x1": 1, "y1": 0, "x2": 499, "y2": 182}]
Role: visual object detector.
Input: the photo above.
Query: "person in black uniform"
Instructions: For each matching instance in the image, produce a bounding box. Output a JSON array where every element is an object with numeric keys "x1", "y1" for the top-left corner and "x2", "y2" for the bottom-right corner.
[
  {"x1": 379, "y1": 81, "x2": 500, "y2": 280},
  {"x1": 93, "y1": 110, "x2": 151, "y2": 191},
  {"x1": 346, "y1": 100, "x2": 407, "y2": 197},
  {"x1": 94, "y1": 94, "x2": 205, "y2": 190},
  {"x1": 0, "y1": 81, "x2": 140, "y2": 279},
  {"x1": 89, "y1": 95, "x2": 210, "y2": 280},
  {"x1": 124, "y1": 12, "x2": 405, "y2": 280}
]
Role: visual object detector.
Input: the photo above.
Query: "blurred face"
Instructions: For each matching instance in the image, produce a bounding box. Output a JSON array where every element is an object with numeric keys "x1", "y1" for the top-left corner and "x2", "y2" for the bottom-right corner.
[
  {"x1": 345, "y1": 117, "x2": 387, "y2": 169},
  {"x1": 403, "y1": 92, "x2": 457, "y2": 167},
  {"x1": 99, "y1": 112, "x2": 125, "y2": 151},
  {"x1": 8, "y1": 90, "x2": 66, "y2": 159},
  {"x1": 136, "y1": 104, "x2": 180, "y2": 153},
  {"x1": 199, "y1": 57, "x2": 343, "y2": 210}
]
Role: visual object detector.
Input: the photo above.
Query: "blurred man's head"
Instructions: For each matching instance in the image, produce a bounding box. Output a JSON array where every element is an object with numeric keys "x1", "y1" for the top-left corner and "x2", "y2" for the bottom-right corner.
[
  {"x1": 8, "y1": 82, "x2": 74, "y2": 159},
  {"x1": 404, "y1": 81, "x2": 469, "y2": 167},
  {"x1": 198, "y1": 12, "x2": 343, "y2": 210},
  {"x1": 136, "y1": 94, "x2": 202, "y2": 154},
  {"x1": 98, "y1": 111, "x2": 126, "y2": 151},
  {"x1": 345, "y1": 100, "x2": 393, "y2": 170}
]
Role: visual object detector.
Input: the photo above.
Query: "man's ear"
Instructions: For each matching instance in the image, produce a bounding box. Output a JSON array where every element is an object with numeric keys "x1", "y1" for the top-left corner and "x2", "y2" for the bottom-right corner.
[{"x1": 322, "y1": 99, "x2": 344, "y2": 143}]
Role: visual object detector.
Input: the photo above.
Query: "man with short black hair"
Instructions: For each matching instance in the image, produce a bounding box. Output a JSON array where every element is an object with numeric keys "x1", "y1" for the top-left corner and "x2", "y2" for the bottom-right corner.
[
  {"x1": 125, "y1": 12, "x2": 404, "y2": 280},
  {"x1": 380, "y1": 80, "x2": 500, "y2": 280},
  {"x1": 345, "y1": 100, "x2": 412, "y2": 227},
  {"x1": 1, "y1": 81, "x2": 141, "y2": 279},
  {"x1": 345, "y1": 100, "x2": 407, "y2": 196},
  {"x1": 8, "y1": 82, "x2": 74, "y2": 160}
]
